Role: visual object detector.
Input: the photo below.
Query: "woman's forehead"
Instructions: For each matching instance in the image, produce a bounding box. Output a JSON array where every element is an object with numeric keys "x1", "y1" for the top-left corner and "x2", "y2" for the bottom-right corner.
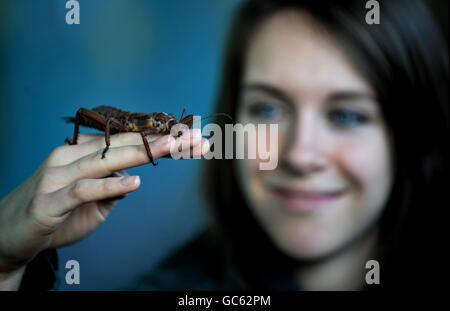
[{"x1": 243, "y1": 10, "x2": 375, "y2": 100}]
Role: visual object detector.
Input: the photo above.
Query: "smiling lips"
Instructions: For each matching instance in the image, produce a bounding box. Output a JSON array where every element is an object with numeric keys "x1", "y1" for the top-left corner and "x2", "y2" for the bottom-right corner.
[{"x1": 269, "y1": 186, "x2": 346, "y2": 213}]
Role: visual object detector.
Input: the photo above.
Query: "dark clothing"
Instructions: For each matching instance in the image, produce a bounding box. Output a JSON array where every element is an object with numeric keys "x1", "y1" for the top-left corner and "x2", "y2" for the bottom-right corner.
[
  {"x1": 134, "y1": 229, "x2": 300, "y2": 290},
  {"x1": 135, "y1": 229, "x2": 242, "y2": 290},
  {"x1": 19, "y1": 249, "x2": 59, "y2": 291},
  {"x1": 19, "y1": 229, "x2": 300, "y2": 291}
]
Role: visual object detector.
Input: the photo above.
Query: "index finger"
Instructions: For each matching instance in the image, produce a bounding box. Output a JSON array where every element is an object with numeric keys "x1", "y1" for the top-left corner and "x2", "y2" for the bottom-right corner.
[
  {"x1": 63, "y1": 134, "x2": 176, "y2": 183},
  {"x1": 57, "y1": 130, "x2": 202, "y2": 166}
]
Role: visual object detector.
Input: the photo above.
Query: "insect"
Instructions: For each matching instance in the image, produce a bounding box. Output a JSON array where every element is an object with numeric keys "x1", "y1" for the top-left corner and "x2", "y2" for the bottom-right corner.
[{"x1": 62, "y1": 105, "x2": 231, "y2": 166}]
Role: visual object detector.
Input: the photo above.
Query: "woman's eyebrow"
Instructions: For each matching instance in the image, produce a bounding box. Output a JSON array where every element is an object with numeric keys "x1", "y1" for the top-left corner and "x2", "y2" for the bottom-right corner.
[
  {"x1": 241, "y1": 83, "x2": 295, "y2": 108},
  {"x1": 241, "y1": 84, "x2": 377, "y2": 111},
  {"x1": 326, "y1": 91, "x2": 376, "y2": 104}
]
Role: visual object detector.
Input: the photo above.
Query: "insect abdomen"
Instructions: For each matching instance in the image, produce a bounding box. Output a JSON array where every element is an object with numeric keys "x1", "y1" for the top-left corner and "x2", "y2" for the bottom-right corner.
[{"x1": 92, "y1": 106, "x2": 130, "y2": 124}]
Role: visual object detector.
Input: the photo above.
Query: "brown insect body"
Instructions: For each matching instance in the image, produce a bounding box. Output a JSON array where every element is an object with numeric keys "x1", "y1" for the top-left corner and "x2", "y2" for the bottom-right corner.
[
  {"x1": 71, "y1": 106, "x2": 193, "y2": 134},
  {"x1": 63, "y1": 105, "x2": 195, "y2": 166}
]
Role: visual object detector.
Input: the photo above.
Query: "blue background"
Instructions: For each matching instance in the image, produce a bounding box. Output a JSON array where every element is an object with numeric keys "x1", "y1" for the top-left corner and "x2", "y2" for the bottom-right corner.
[{"x1": 0, "y1": 0, "x2": 240, "y2": 290}]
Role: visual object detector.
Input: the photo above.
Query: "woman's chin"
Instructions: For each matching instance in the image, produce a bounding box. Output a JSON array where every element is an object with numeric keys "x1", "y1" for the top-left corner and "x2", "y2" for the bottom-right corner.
[
  {"x1": 278, "y1": 240, "x2": 335, "y2": 261},
  {"x1": 269, "y1": 226, "x2": 344, "y2": 261}
]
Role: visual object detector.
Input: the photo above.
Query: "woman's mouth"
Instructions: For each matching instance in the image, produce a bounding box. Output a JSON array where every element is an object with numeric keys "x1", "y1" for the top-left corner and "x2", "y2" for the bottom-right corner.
[{"x1": 268, "y1": 186, "x2": 347, "y2": 213}]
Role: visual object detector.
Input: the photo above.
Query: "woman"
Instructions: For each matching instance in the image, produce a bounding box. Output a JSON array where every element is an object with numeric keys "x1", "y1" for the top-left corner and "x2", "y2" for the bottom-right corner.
[
  {"x1": 142, "y1": 0, "x2": 448, "y2": 290},
  {"x1": 0, "y1": 0, "x2": 447, "y2": 290}
]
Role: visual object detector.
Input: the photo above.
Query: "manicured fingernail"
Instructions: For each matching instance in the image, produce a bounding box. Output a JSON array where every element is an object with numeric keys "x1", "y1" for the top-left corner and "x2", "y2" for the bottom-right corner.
[
  {"x1": 153, "y1": 135, "x2": 170, "y2": 146},
  {"x1": 121, "y1": 176, "x2": 139, "y2": 186},
  {"x1": 113, "y1": 170, "x2": 129, "y2": 178}
]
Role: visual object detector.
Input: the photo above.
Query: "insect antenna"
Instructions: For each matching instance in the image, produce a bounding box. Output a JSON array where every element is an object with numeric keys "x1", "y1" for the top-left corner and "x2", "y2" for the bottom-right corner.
[{"x1": 191, "y1": 113, "x2": 233, "y2": 125}]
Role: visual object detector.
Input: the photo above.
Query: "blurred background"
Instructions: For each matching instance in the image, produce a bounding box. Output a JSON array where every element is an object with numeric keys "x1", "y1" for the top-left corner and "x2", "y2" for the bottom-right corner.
[
  {"x1": 0, "y1": 0, "x2": 446, "y2": 291},
  {"x1": 0, "y1": 0, "x2": 240, "y2": 290}
]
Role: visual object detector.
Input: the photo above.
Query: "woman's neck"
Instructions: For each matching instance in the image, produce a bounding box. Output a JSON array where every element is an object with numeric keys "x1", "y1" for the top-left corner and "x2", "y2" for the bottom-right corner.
[{"x1": 294, "y1": 226, "x2": 380, "y2": 291}]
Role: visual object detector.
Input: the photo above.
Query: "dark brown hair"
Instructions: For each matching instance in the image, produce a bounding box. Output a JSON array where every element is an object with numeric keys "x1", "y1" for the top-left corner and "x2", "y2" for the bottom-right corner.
[{"x1": 204, "y1": 0, "x2": 448, "y2": 289}]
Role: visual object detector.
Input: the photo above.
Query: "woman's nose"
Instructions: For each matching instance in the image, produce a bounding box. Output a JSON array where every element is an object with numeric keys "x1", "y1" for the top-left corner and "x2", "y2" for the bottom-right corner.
[{"x1": 281, "y1": 110, "x2": 327, "y2": 175}]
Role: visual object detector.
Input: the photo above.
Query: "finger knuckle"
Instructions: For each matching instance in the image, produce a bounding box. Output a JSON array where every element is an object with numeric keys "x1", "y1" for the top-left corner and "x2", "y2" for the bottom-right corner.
[
  {"x1": 28, "y1": 195, "x2": 59, "y2": 230},
  {"x1": 29, "y1": 194, "x2": 46, "y2": 212},
  {"x1": 70, "y1": 181, "x2": 85, "y2": 201},
  {"x1": 43, "y1": 166, "x2": 59, "y2": 178},
  {"x1": 47, "y1": 146, "x2": 68, "y2": 165},
  {"x1": 101, "y1": 179, "x2": 116, "y2": 193},
  {"x1": 28, "y1": 195, "x2": 47, "y2": 220},
  {"x1": 38, "y1": 167, "x2": 61, "y2": 191}
]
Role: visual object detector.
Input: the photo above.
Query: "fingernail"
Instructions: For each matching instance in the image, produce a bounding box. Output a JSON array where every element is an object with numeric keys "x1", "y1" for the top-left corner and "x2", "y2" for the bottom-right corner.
[
  {"x1": 153, "y1": 135, "x2": 170, "y2": 147},
  {"x1": 121, "y1": 176, "x2": 139, "y2": 186},
  {"x1": 112, "y1": 170, "x2": 129, "y2": 178}
]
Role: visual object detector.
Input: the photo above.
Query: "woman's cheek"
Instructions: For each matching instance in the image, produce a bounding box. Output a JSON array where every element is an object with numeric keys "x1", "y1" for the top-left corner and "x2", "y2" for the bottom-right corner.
[
  {"x1": 336, "y1": 141, "x2": 373, "y2": 187},
  {"x1": 334, "y1": 132, "x2": 393, "y2": 214}
]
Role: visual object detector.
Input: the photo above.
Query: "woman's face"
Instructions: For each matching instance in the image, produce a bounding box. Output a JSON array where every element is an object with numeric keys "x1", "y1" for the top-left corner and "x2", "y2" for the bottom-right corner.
[{"x1": 235, "y1": 10, "x2": 394, "y2": 260}]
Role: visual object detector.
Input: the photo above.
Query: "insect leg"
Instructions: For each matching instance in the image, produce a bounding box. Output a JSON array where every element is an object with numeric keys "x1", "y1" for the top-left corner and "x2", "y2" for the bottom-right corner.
[
  {"x1": 102, "y1": 119, "x2": 112, "y2": 159},
  {"x1": 140, "y1": 132, "x2": 158, "y2": 166},
  {"x1": 65, "y1": 109, "x2": 83, "y2": 145},
  {"x1": 66, "y1": 108, "x2": 110, "y2": 145},
  {"x1": 102, "y1": 118, "x2": 127, "y2": 159}
]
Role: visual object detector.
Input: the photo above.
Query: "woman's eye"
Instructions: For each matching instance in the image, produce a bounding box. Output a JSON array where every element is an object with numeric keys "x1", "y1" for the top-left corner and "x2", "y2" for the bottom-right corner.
[
  {"x1": 247, "y1": 102, "x2": 282, "y2": 120},
  {"x1": 328, "y1": 109, "x2": 369, "y2": 128}
]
